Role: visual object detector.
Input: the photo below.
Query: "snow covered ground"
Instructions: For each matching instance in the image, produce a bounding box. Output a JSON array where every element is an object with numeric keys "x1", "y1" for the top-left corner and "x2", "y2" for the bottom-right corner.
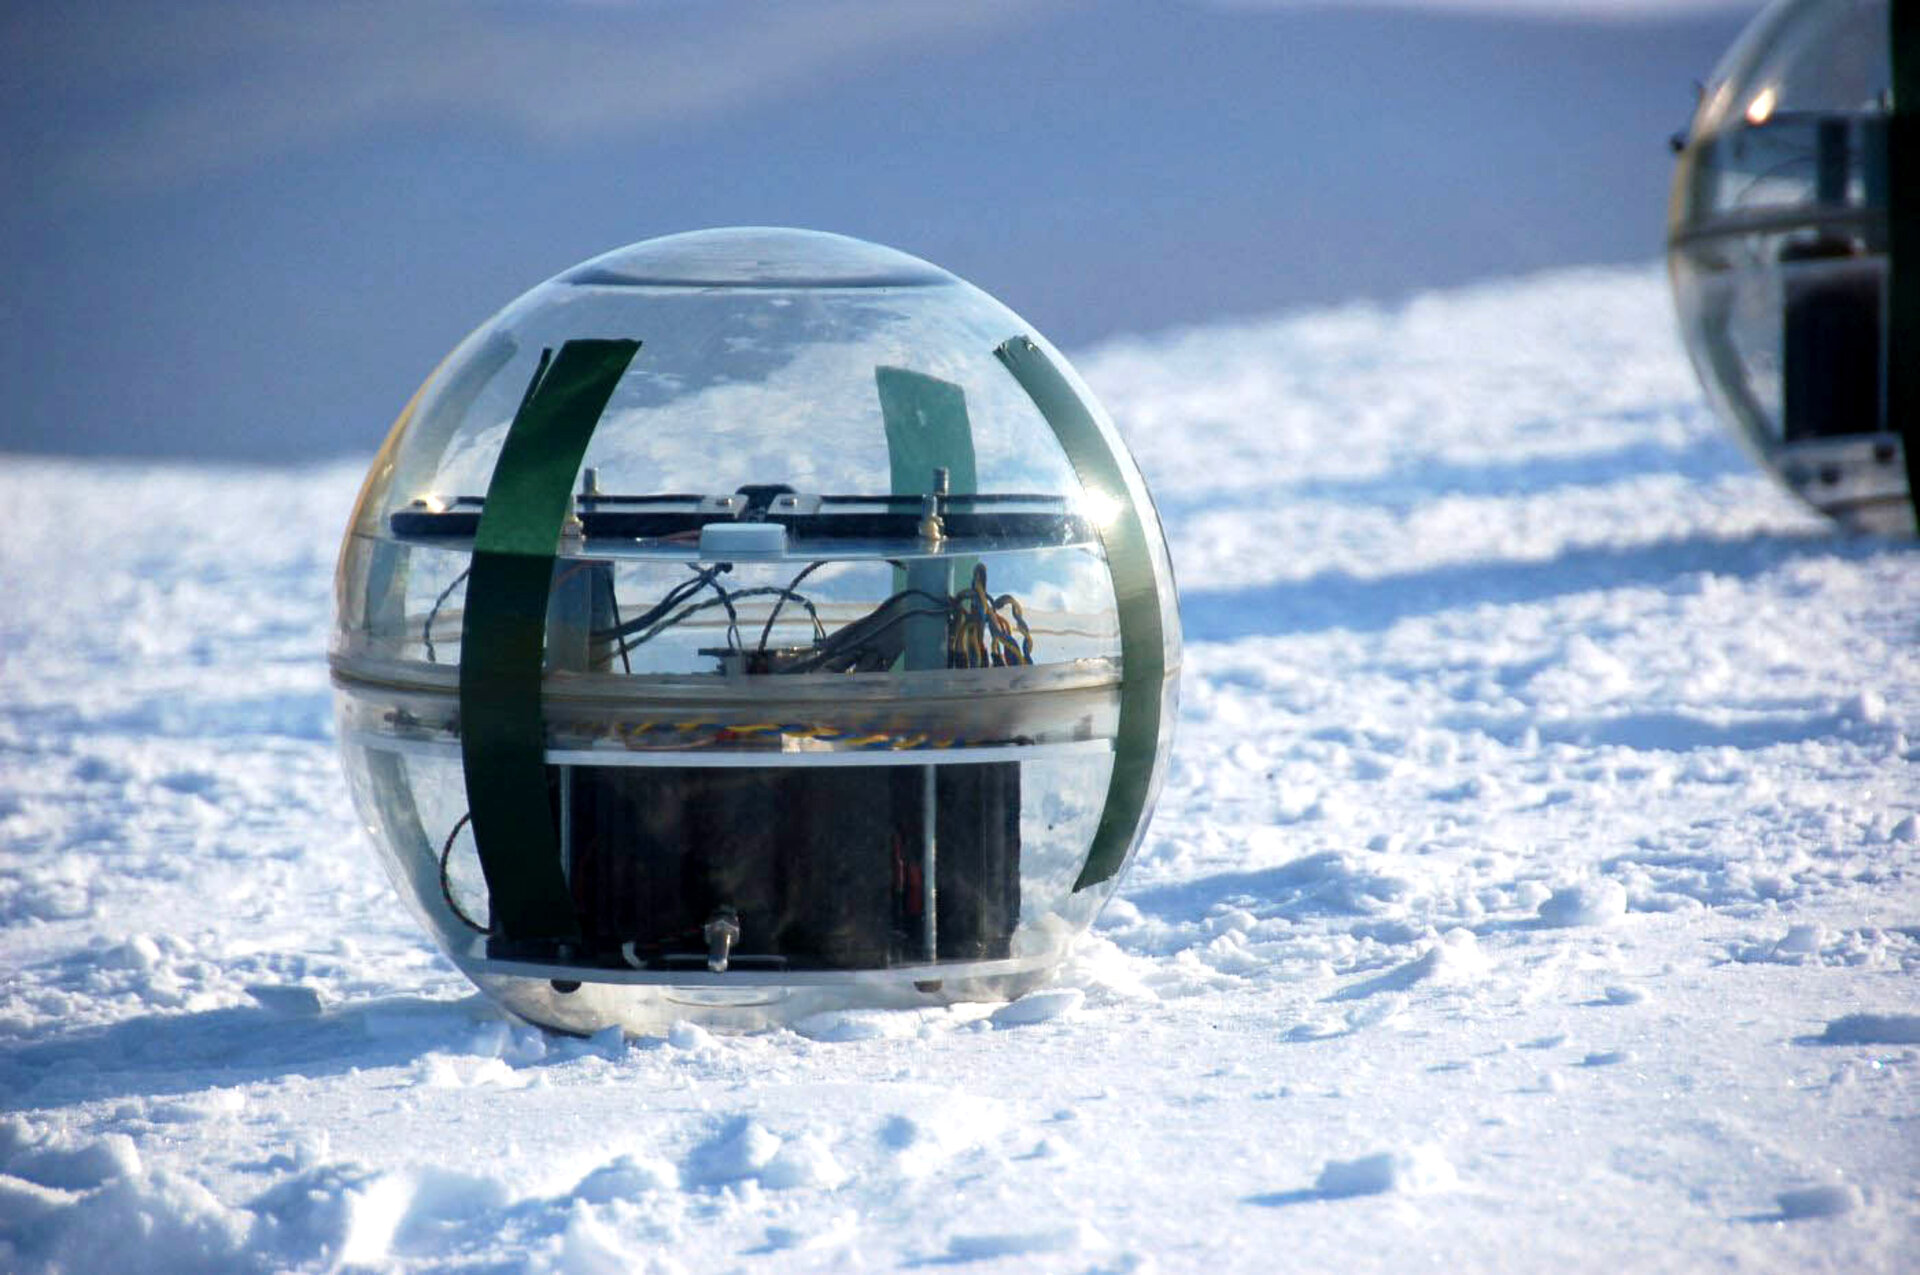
[{"x1": 3, "y1": 263, "x2": 1916, "y2": 1272}]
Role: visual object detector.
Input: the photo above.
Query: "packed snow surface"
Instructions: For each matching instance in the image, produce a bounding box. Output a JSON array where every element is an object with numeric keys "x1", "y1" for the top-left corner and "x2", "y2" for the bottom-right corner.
[{"x1": 3, "y1": 264, "x2": 1916, "y2": 1272}]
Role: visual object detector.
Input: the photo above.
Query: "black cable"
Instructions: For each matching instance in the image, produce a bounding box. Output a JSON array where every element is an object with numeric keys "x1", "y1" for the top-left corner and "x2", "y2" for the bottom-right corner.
[
  {"x1": 603, "y1": 571, "x2": 632, "y2": 674},
  {"x1": 438, "y1": 813, "x2": 490, "y2": 933},
  {"x1": 614, "y1": 585, "x2": 829, "y2": 657},
  {"x1": 422, "y1": 568, "x2": 471, "y2": 664},
  {"x1": 887, "y1": 587, "x2": 962, "y2": 609},
  {"x1": 591, "y1": 566, "x2": 722, "y2": 642},
  {"x1": 699, "y1": 566, "x2": 743, "y2": 650},
  {"x1": 782, "y1": 604, "x2": 956, "y2": 674},
  {"x1": 725, "y1": 586, "x2": 826, "y2": 644},
  {"x1": 609, "y1": 589, "x2": 745, "y2": 656},
  {"x1": 758, "y1": 560, "x2": 830, "y2": 651},
  {"x1": 424, "y1": 568, "x2": 472, "y2": 668},
  {"x1": 426, "y1": 563, "x2": 629, "y2": 666}
]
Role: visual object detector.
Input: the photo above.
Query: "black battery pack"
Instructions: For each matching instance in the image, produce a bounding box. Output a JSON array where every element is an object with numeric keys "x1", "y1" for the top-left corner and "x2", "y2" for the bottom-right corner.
[
  {"x1": 1781, "y1": 240, "x2": 1882, "y2": 443},
  {"x1": 555, "y1": 761, "x2": 1020, "y2": 970}
]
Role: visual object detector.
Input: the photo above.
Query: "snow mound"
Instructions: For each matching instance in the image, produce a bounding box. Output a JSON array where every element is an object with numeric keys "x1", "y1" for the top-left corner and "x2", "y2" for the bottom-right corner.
[
  {"x1": 243, "y1": 982, "x2": 326, "y2": 1018},
  {"x1": 790, "y1": 1008, "x2": 932, "y2": 1042},
  {"x1": 991, "y1": 987, "x2": 1085, "y2": 1026},
  {"x1": 665, "y1": 1021, "x2": 718, "y2": 1052},
  {"x1": 1331, "y1": 929, "x2": 1488, "y2": 1001},
  {"x1": 758, "y1": 1135, "x2": 850, "y2": 1191},
  {"x1": 2, "y1": 1127, "x2": 142, "y2": 1191},
  {"x1": 944, "y1": 1219, "x2": 1104, "y2": 1260},
  {"x1": 0, "y1": 1126, "x2": 253, "y2": 1275},
  {"x1": 1777, "y1": 1183, "x2": 1862, "y2": 1220},
  {"x1": 569, "y1": 1154, "x2": 681, "y2": 1201},
  {"x1": 763, "y1": 1210, "x2": 858, "y2": 1253},
  {"x1": 1313, "y1": 1144, "x2": 1458, "y2": 1198},
  {"x1": 1537, "y1": 880, "x2": 1628, "y2": 928},
  {"x1": 550, "y1": 1202, "x2": 641, "y2": 1275},
  {"x1": 1818, "y1": 1013, "x2": 1920, "y2": 1045},
  {"x1": 684, "y1": 1118, "x2": 783, "y2": 1187},
  {"x1": 334, "y1": 1167, "x2": 513, "y2": 1267},
  {"x1": 879, "y1": 1093, "x2": 1009, "y2": 1178}
]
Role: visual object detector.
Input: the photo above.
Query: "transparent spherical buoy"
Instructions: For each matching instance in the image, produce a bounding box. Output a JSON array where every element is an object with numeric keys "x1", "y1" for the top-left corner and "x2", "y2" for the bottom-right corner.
[
  {"x1": 1668, "y1": 0, "x2": 1915, "y2": 535},
  {"x1": 331, "y1": 228, "x2": 1182, "y2": 1033}
]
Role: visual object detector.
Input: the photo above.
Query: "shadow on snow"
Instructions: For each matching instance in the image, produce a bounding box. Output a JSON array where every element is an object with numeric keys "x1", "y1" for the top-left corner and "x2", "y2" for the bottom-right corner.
[
  {"x1": 1178, "y1": 528, "x2": 1906, "y2": 642},
  {"x1": 0, "y1": 995, "x2": 481, "y2": 1108},
  {"x1": 1120, "y1": 852, "x2": 1411, "y2": 930},
  {"x1": 1155, "y1": 426, "x2": 1749, "y2": 524}
]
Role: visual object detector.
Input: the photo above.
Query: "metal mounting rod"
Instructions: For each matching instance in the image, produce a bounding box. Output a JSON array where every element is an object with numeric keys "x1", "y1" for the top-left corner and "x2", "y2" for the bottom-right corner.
[{"x1": 922, "y1": 765, "x2": 938, "y2": 962}]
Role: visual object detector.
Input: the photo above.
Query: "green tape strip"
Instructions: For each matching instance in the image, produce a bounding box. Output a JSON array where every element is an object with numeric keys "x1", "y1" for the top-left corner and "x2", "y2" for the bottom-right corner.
[
  {"x1": 994, "y1": 336, "x2": 1166, "y2": 891},
  {"x1": 877, "y1": 366, "x2": 978, "y2": 497},
  {"x1": 459, "y1": 338, "x2": 640, "y2": 944},
  {"x1": 1892, "y1": 0, "x2": 1920, "y2": 529},
  {"x1": 877, "y1": 366, "x2": 978, "y2": 670}
]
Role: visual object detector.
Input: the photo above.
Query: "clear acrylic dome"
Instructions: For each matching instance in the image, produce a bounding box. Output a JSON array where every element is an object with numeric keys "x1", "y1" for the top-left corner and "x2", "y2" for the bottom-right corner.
[
  {"x1": 332, "y1": 228, "x2": 1182, "y2": 1034},
  {"x1": 1668, "y1": 0, "x2": 1915, "y2": 534}
]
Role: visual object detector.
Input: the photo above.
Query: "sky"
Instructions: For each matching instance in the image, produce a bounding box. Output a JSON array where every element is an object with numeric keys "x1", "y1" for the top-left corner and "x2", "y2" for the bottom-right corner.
[{"x1": 3, "y1": 0, "x2": 1762, "y2": 462}]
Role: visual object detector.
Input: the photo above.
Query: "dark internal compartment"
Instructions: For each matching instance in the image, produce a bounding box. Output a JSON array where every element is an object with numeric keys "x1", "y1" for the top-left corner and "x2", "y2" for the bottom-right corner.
[
  {"x1": 1781, "y1": 240, "x2": 1883, "y2": 442},
  {"x1": 555, "y1": 762, "x2": 1020, "y2": 969}
]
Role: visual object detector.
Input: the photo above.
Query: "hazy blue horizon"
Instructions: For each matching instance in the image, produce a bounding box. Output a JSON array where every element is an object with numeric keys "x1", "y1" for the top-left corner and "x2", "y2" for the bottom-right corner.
[{"x1": 3, "y1": 1, "x2": 1758, "y2": 462}]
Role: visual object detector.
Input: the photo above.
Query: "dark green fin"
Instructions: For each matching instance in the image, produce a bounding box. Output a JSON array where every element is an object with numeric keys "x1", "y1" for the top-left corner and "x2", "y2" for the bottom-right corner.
[
  {"x1": 459, "y1": 338, "x2": 640, "y2": 945},
  {"x1": 994, "y1": 336, "x2": 1166, "y2": 891}
]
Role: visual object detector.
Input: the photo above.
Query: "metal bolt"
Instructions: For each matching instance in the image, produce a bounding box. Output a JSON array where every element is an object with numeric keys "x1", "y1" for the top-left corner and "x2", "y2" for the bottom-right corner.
[{"x1": 704, "y1": 909, "x2": 741, "y2": 973}]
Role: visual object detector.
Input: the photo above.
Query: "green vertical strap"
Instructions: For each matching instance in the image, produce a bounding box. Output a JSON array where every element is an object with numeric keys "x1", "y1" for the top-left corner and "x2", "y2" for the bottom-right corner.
[
  {"x1": 877, "y1": 367, "x2": 979, "y2": 497},
  {"x1": 1892, "y1": 0, "x2": 1920, "y2": 530},
  {"x1": 459, "y1": 338, "x2": 640, "y2": 944},
  {"x1": 877, "y1": 367, "x2": 979, "y2": 670},
  {"x1": 994, "y1": 336, "x2": 1165, "y2": 891}
]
